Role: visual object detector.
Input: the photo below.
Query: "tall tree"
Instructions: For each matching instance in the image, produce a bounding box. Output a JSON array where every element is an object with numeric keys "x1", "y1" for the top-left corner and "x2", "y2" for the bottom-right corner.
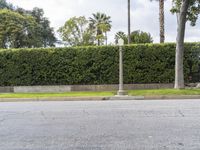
[
  {"x1": 0, "y1": 6, "x2": 56, "y2": 48},
  {"x1": 128, "y1": 0, "x2": 131, "y2": 44},
  {"x1": 89, "y1": 12, "x2": 111, "y2": 46},
  {"x1": 114, "y1": 30, "x2": 153, "y2": 45},
  {"x1": 0, "y1": 0, "x2": 13, "y2": 9},
  {"x1": 30, "y1": 7, "x2": 56, "y2": 47},
  {"x1": 171, "y1": 0, "x2": 200, "y2": 89},
  {"x1": 130, "y1": 30, "x2": 153, "y2": 44},
  {"x1": 0, "y1": 0, "x2": 57, "y2": 48},
  {"x1": 58, "y1": 16, "x2": 95, "y2": 46},
  {"x1": 0, "y1": 9, "x2": 37, "y2": 48},
  {"x1": 150, "y1": 0, "x2": 165, "y2": 43}
]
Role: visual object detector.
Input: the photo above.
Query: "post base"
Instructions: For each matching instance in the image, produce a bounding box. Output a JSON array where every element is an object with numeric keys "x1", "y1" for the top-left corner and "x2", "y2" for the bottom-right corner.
[
  {"x1": 117, "y1": 90, "x2": 128, "y2": 96},
  {"x1": 109, "y1": 95, "x2": 144, "y2": 100}
]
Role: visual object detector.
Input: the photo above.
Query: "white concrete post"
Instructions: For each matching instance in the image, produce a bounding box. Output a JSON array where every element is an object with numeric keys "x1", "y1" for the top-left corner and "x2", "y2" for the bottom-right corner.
[{"x1": 117, "y1": 39, "x2": 127, "y2": 96}]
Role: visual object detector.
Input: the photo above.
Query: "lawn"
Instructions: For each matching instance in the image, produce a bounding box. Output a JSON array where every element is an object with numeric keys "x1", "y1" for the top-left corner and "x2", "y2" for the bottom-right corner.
[
  {"x1": 129, "y1": 89, "x2": 200, "y2": 96},
  {"x1": 0, "y1": 91, "x2": 114, "y2": 98},
  {"x1": 0, "y1": 89, "x2": 200, "y2": 98}
]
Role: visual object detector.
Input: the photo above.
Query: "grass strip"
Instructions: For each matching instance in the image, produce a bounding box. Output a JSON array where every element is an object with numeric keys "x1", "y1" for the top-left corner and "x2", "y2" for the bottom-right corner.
[
  {"x1": 0, "y1": 89, "x2": 200, "y2": 98},
  {"x1": 0, "y1": 91, "x2": 115, "y2": 98},
  {"x1": 129, "y1": 89, "x2": 200, "y2": 96}
]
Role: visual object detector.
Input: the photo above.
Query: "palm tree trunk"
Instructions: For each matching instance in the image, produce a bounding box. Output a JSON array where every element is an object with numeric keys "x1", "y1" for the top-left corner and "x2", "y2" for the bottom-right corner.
[
  {"x1": 105, "y1": 32, "x2": 107, "y2": 45},
  {"x1": 159, "y1": 0, "x2": 165, "y2": 43},
  {"x1": 128, "y1": 0, "x2": 131, "y2": 44},
  {"x1": 174, "y1": 0, "x2": 189, "y2": 89},
  {"x1": 97, "y1": 29, "x2": 101, "y2": 46}
]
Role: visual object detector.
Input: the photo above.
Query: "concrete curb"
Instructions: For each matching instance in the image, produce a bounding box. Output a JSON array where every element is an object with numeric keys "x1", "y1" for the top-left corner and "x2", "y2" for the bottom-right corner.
[
  {"x1": 109, "y1": 96, "x2": 144, "y2": 100},
  {"x1": 144, "y1": 95, "x2": 200, "y2": 100},
  {"x1": 0, "y1": 95, "x2": 200, "y2": 102},
  {"x1": 0, "y1": 97, "x2": 109, "y2": 102}
]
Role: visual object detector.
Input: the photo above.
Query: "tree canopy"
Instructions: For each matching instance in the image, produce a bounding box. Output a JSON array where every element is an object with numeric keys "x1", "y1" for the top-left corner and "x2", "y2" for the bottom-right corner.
[
  {"x1": 171, "y1": 0, "x2": 200, "y2": 26},
  {"x1": 30, "y1": 7, "x2": 56, "y2": 47},
  {"x1": 0, "y1": 9, "x2": 38, "y2": 48},
  {"x1": 58, "y1": 13, "x2": 112, "y2": 47},
  {"x1": 0, "y1": 0, "x2": 13, "y2": 9},
  {"x1": 0, "y1": 0, "x2": 56, "y2": 48},
  {"x1": 115, "y1": 30, "x2": 153, "y2": 45},
  {"x1": 58, "y1": 16, "x2": 95, "y2": 46}
]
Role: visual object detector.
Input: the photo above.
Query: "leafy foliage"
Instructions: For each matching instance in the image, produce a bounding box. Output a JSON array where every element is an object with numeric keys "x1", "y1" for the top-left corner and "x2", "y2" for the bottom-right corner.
[
  {"x1": 115, "y1": 30, "x2": 153, "y2": 44},
  {"x1": 58, "y1": 16, "x2": 95, "y2": 46},
  {"x1": 30, "y1": 8, "x2": 56, "y2": 47},
  {"x1": 130, "y1": 30, "x2": 153, "y2": 44},
  {"x1": 171, "y1": 0, "x2": 200, "y2": 26},
  {"x1": 0, "y1": 0, "x2": 13, "y2": 9},
  {"x1": 0, "y1": 1, "x2": 56, "y2": 48},
  {"x1": 0, "y1": 43, "x2": 199, "y2": 86},
  {"x1": 0, "y1": 9, "x2": 37, "y2": 48}
]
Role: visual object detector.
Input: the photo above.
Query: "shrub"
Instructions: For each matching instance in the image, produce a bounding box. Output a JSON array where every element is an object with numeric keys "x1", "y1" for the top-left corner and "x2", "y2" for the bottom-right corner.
[{"x1": 0, "y1": 43, "x2": 199, "y2": 86}]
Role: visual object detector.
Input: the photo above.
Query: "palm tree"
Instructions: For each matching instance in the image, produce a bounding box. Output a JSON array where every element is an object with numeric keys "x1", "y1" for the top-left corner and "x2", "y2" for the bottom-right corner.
[
  {"x1": 89, "y1": 12, "x2": 112, "y2": 46},
  {"x1": 99, "y1": 23, "x2": 111, "y2": 45},
  {"x1": 151, "y1": 0, "x2": 165, "y2": 43},
  {"x1": 115, "y1": 31, "x2": 128, "y2": 44},
  {"x1": 128, "y1": 0, "x2": 131, "y2": 44}
]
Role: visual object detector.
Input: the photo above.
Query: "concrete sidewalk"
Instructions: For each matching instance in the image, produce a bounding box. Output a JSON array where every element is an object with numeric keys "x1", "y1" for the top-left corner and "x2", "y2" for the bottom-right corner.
[{"x1": 0, "y1": 95, "x2": 200, "y2": 102}]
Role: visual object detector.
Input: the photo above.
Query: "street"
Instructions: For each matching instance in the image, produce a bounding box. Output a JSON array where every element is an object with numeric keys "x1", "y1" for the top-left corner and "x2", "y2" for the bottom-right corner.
[{"x1": 0, "y1": 100, "x2": 200, "y2": 150}]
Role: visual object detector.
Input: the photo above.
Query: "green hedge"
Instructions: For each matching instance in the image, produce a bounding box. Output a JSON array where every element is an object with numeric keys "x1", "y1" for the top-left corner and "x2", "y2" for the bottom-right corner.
[{"x1": 0, "y1": 43, "x2": 199, "y2": 86}]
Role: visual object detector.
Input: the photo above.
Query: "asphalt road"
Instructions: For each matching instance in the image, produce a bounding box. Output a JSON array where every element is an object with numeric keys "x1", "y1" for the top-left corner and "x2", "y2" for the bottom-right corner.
[{"x1": 0, "y1": 100, "x2": 200, "y2": 150}]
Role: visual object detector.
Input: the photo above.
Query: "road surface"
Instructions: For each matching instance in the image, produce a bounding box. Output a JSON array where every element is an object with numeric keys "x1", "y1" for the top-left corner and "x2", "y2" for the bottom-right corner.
[{"x1": 0, "y1": 100, "x2": 200, "y2": 150}]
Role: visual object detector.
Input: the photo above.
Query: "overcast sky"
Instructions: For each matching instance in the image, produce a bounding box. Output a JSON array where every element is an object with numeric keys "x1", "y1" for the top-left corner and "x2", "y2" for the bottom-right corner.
[{"x1": 7, "y1": 0, "x2": 200, "y2": 44}]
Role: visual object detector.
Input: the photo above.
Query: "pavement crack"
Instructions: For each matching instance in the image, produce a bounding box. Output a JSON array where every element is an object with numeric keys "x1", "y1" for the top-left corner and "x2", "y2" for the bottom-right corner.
[
  {"x1": 21, "y1": 111, "x2": 30, "y2": 115},
  {"x1": 0, "y1": 111, "x2": 30, "y2": 121},
  {"x1": 0, "y1": 118, "x2": 6, "y2": 123},
  {"x1": 83, "y1": 110, "x2": 90, "y2": 115},
  {"x1": 178, "y1": 142, "x2": 184, "y2": 146},
  {"x1": 41, "y1": 111, "x2": 48, "y2": 120},
  {"x1": 0, "y1": 111, "x2": 30, "y2": 125},
  {"x1": 178, "y1": 110, "x2": 185, "y2": 117}
]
